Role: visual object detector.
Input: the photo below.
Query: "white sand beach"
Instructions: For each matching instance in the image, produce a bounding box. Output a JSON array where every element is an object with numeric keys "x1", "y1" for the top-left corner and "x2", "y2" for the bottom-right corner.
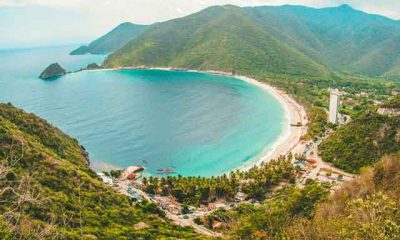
[{"x1": 236, "y1": 75, "x2": 307, "y2": 166}]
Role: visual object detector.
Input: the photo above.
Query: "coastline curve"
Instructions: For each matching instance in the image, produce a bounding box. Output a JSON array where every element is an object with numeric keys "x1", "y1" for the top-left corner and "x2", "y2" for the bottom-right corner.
[{"x1": 84, "y1": 66, "x2": 308, "y2": 174}]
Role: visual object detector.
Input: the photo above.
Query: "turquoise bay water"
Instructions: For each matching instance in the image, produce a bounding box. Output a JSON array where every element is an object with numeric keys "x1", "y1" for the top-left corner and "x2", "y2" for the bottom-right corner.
[{"x1": 0, "y1": 46, "x2": 285, "y2": 176}]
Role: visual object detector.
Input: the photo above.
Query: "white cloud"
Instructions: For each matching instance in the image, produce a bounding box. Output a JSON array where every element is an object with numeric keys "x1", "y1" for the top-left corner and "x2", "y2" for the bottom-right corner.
[{"x1": 1, "y1": 0, "x2": 399, "y2": 23}]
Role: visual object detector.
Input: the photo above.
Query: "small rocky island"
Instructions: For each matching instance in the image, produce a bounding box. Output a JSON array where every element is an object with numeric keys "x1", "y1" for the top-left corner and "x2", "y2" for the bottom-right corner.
[{"x1": 39, "y1": 63, "x2": 66, "y2": 80}]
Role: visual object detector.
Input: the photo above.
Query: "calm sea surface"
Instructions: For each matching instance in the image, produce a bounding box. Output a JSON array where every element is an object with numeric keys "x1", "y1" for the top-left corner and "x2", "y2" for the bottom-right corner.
[{"x1": 0, "y1": 45, "x2": 285, "y2": 176}]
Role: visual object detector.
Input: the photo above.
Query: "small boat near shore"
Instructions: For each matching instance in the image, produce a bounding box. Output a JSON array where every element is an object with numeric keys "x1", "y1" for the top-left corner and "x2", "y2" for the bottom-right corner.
[
  {"x1": 163, "y1": 168, "x2": 175, "y2": 174},
  {"x1": 155, "y1": 168, "x2": 177, "y2": 174}
]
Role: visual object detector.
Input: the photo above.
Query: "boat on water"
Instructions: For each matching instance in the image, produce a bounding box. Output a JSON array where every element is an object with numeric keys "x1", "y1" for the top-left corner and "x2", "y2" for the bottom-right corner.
[
  {"x1": 163, "y1": 168, "x2": 175, "y2": 174},
  {"x1": 155, "y1": 168, "x2": 177, "y2": 174}
]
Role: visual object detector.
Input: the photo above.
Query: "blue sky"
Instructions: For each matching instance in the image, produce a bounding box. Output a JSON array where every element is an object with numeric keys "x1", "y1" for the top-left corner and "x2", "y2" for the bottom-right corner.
[{"x1": 0, "y1": 0, "x2": 399, "y2": 49}]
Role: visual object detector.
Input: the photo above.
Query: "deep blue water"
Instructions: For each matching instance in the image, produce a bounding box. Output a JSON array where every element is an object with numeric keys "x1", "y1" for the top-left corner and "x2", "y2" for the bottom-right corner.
[{"x1": 0, "y1": 46, "x2": 285, "y2": 176}]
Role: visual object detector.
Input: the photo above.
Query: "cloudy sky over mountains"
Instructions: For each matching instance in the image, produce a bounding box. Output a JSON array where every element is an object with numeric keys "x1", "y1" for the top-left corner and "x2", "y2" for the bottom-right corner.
[{"x1": 0, "y1": 0, "x2": 399, "y2": 48}]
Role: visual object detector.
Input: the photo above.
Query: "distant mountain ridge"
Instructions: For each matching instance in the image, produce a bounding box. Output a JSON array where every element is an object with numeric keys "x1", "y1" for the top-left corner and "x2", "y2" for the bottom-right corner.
[
  {"x1": 70, "y1": 22, "x2": 149, "y2": 55},
  {"x1": 246, "y1": 4, "x2": 400, "y2": 78},
  {"x1": 104, "y1": 5, "x2": 329, "y2": 78},
  {"x1": 101, "y1": 4, "x2": 400, "y2": 80}
]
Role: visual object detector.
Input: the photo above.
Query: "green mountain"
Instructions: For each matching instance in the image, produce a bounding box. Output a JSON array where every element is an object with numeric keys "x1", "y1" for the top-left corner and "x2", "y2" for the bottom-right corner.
[
  {"x1": 70, "y1": 22, "x2": 148, "y2": 55},
  {"x1": 104, "y1": 5, "x2": 329, "y2": 78},
  {"x1": 248, "y1": 4, "x2": 400, "y2": 78},
  {"x1": 104, "y1": 4, "x2": 400, "y2": 80},
  {"x1": 0, "y1": 103, "x2": 203, "y2": 239}
]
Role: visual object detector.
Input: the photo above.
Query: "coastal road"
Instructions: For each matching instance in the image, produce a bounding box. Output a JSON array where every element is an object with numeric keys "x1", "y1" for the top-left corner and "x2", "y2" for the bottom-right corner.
[
  {"x1": 303, "y1": 140, "x2": 355, "y2": 184},
  {"x1": 164, "y1": 211, "x2": 223, "y2": 238}
]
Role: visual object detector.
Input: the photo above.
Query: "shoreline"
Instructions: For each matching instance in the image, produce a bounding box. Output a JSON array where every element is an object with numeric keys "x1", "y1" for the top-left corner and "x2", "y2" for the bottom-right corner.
[
  {"x1": 85, "y1": 66, "x2": 308, "y2": 172},
  {"x1": 197, "y1": 70, "x2": 308, "y2": 170},
  {"x1": 232, "y1": 74, "x2": 308, "y2": 170}
]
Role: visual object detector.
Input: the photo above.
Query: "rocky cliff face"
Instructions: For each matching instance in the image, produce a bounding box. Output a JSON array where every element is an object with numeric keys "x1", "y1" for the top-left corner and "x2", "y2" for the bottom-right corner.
[{"x1": 39, "y1": 63, "x2": 66, "y2": 79}]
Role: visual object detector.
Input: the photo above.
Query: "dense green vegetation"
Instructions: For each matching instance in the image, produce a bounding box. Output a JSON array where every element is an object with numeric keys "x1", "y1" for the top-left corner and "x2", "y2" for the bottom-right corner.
[
  {"x1": 198, "y1": 154, "x2": 400, "y2": 239},
  {"x1": 104, "y1": 5, "x2": 328, "y2": 78},
  {"x1": 249, "y1": 4, "x2": 400, "y2": 79},
  {"x1": 304, "y1": 107, "x2": 327, "y2": 140},
  {"x1": 70, "y1": 22, "x2": 148, "y2": 55},
  {"x1": 381, "y1": 95, "x2": 400, "y2": 108},
  {"x1": 196, "y1": 181, "x2": 329, "y2": 239},
  {"x1": 287, "y1": 154, "x2": 400, "y2": 239},
  {"x1": 0, "y1": 103, "x2": 204, "y2": 239},
  {"x1": 319, "y1": 111, "x2": 400, "y2": 173},
  {"x1": 104, "y1": 4, "x2": 400, "y2": 80},
  {"x1": 142, "y1": 157, "x2": 295, "y2": 205}
]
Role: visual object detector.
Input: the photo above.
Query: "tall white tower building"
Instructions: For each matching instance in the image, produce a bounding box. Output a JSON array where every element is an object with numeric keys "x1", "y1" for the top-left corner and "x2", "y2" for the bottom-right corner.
[{"x1": 329, "y1": 90, "x2": 340, "y2": 124}]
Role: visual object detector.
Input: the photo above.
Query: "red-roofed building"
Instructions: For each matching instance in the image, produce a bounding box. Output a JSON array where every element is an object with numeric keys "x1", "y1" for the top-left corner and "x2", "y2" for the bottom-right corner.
[{"x1": 126, "y1": 173, "x2": 138, "y2": 180}]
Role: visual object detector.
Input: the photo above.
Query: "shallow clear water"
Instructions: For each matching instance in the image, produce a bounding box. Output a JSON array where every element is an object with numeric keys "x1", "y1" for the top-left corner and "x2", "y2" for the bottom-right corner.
[{"x1": 0, "y1": 46, "x2": 285, "y2": 176}]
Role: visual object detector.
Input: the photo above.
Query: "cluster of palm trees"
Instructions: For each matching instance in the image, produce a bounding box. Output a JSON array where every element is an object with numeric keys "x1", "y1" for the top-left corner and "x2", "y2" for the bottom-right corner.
[
  {"x1": 142, "y1": 173, "x2": 238, "y2": 205},
  {"x1": 240, "y1": 157, "x2": 296, "y2": 200},
  {"x1": 141, "y1": 156, "x2": 296, "y2": 205}
]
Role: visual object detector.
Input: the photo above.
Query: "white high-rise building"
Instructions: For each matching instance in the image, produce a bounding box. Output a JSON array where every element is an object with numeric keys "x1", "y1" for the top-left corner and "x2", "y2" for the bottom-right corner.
[{"x1": 329, "y1": 90, "x2": 340, "y2": 124}]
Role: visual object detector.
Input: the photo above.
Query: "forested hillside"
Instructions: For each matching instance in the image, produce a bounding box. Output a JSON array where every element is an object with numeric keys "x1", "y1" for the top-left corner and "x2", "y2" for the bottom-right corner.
[
  {"x1": 195, "y1": 181, "x2": 330, "y2": 239},
  {"x1": 0, "y1": 103, "x2": 203, "y2": 239},
  {"x1": 287, "y1": 154, "x2": 400, "y2": 239},
  {"x1": 103, "y1": 4, "x2": 400, "y2": 80},
  {"x1": 189, "y1": 154, "x2": 400, "y2": 239},
  {"x1": 319, "y1": 110, "x2": 400, "y2": 173},
  {"x1": 70, "y1": 22, "x2": 148, "y2": 55},
  {"x1": 104, "y1": 5, "x2": 328, "y2": 78},
  {"x1": 247, "y1": 4, "x2": 400, "y2": 79}
]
